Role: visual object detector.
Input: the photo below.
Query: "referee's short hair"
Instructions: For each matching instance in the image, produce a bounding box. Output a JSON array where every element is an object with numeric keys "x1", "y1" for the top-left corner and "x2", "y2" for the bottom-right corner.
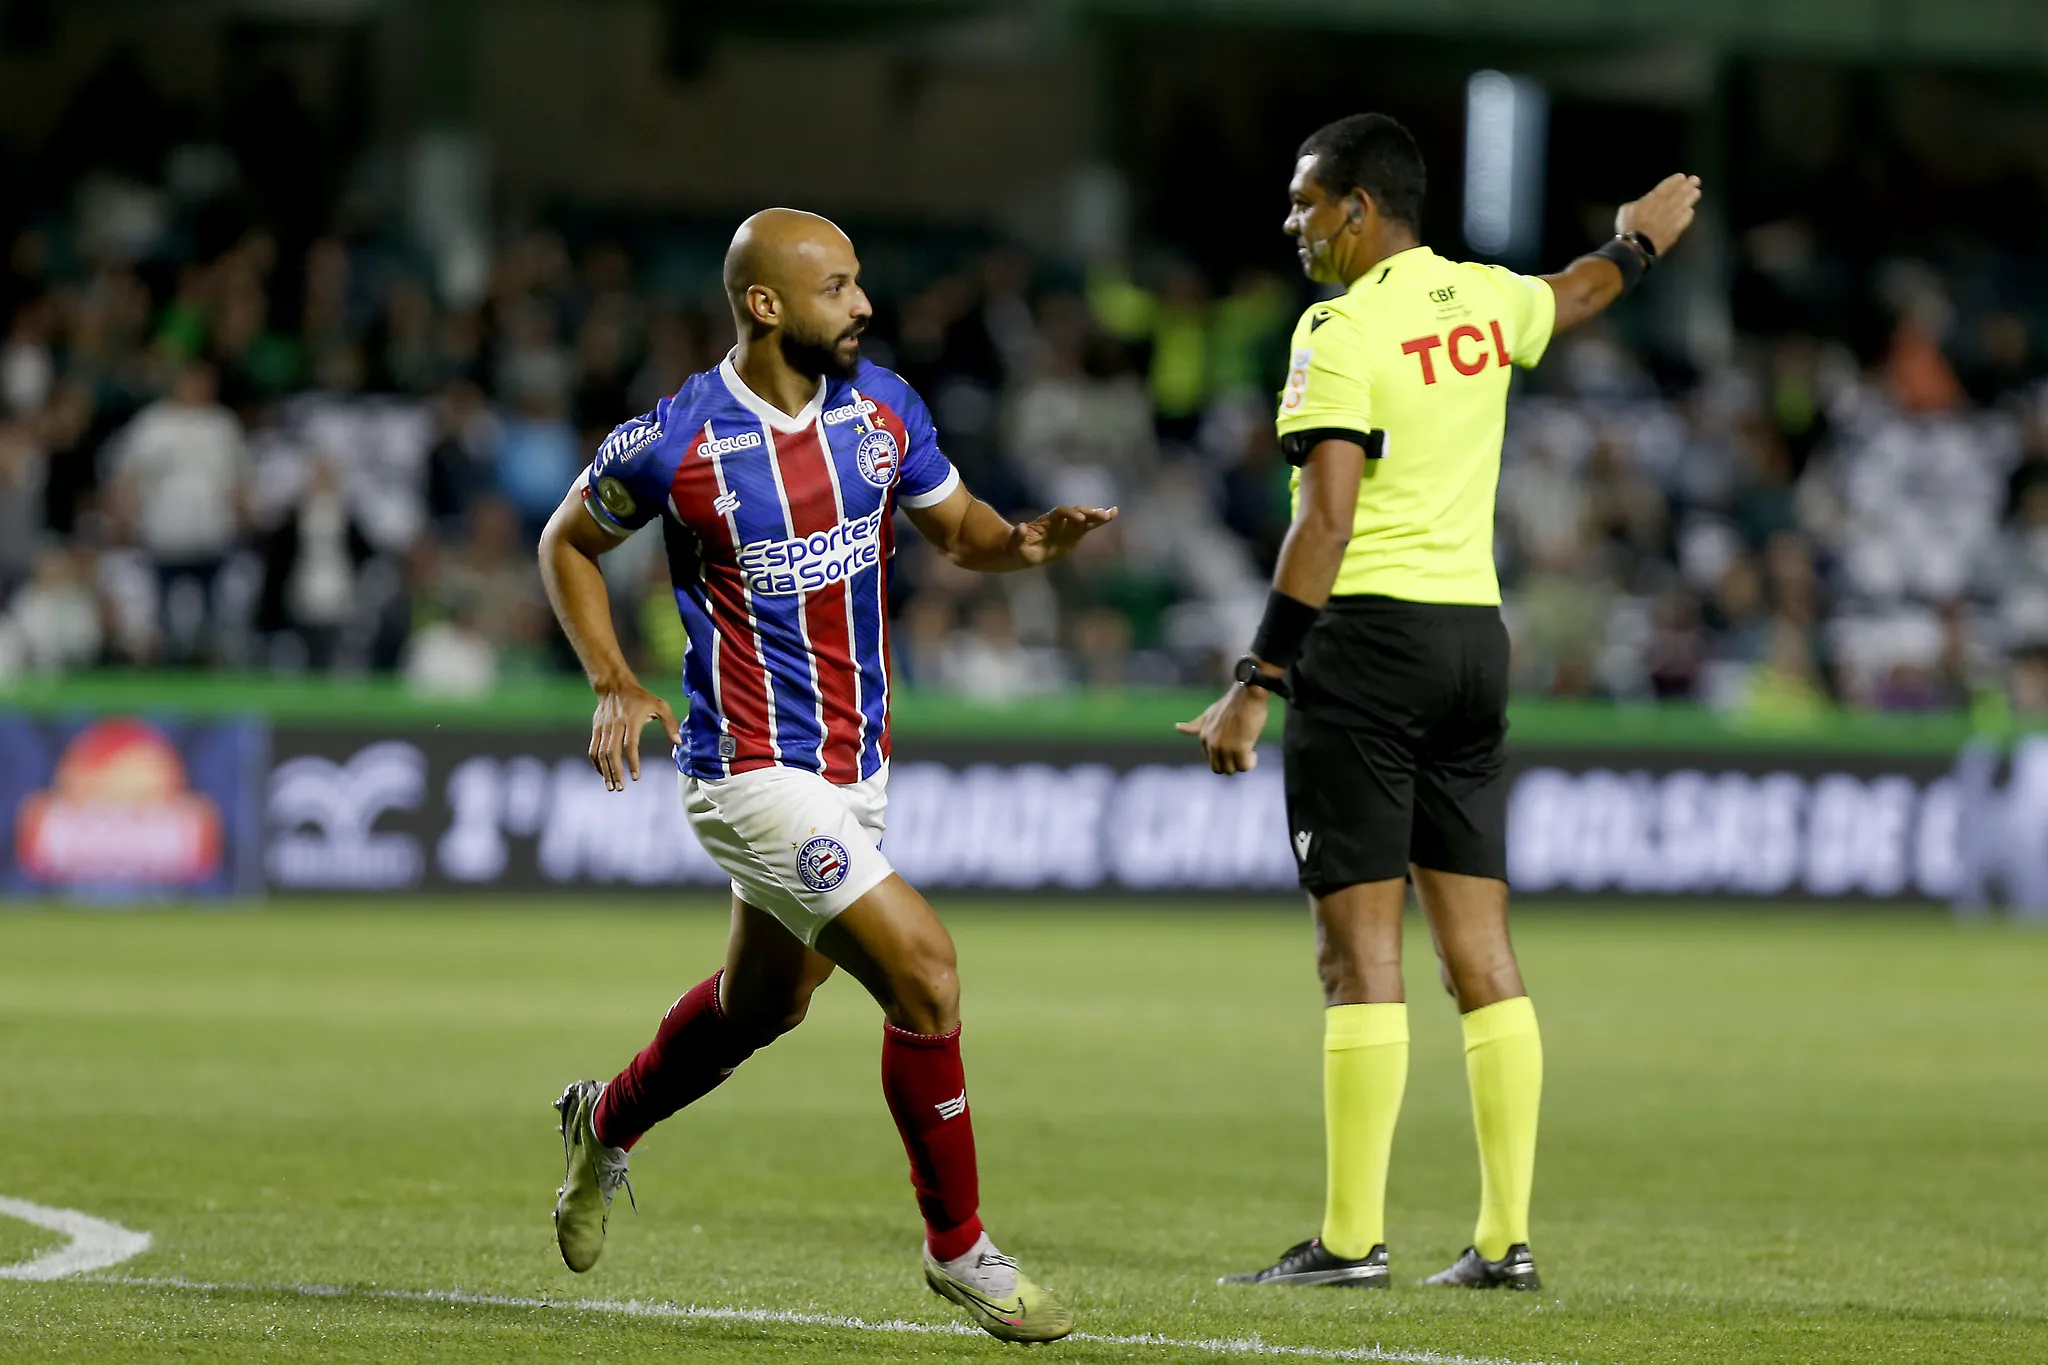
[{"x1": 1298, "y1": 114, "x2": 1425, "y2": 231}]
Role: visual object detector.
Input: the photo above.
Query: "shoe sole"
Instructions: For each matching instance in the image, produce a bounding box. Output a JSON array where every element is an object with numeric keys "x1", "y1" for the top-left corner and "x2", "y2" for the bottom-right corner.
[
  {"x1": 1220, "y1": 1267, "x2": 1390, "y2": 1288},
  {"x1": 1424, "y1": 1271, "x2": 1541, "y2": 1291},
  {"x1": 922, "y1": 1264, "x2": 1074, "y2": 1343}
]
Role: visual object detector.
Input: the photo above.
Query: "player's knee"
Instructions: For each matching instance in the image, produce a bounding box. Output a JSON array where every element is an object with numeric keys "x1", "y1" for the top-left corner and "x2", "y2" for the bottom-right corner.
[
  {"x1": 1315, "y1": 936, "x2": 1397, "y2": 1007},
  {"x1": 886, "y1": 940, "x2": 959, "y2": 1035}
]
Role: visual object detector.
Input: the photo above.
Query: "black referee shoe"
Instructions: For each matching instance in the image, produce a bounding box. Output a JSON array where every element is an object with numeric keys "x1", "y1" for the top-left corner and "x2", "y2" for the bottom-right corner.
[
  {"x1": 1424, "y1": 1243, "x2": 1540, "y2": 1291},
  {"x1": 1219, "y1": 1238, "x2": 1389, "y2": 1288}
]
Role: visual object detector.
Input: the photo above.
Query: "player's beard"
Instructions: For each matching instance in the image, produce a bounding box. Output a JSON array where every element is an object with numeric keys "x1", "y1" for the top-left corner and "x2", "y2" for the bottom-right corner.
[{"x1": 782, "y1": 318, "x2": 864, "y2": 380}]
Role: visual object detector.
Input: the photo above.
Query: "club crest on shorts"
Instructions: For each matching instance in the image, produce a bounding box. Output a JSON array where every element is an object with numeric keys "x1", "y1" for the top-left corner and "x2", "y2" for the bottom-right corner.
[
  {"x1": 855, "y1": 428, "x2": 900, "y2": 487},
  {"x1": 797, "y1": 834, "x2": 851, "y2": 892}
]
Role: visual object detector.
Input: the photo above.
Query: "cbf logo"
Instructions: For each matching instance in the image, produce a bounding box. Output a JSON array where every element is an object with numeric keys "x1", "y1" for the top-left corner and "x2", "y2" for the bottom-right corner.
[
  {"x1": 797, "y1": 834, "x2": 851, "y2": 892},
  {"x1": 855, "y1": 429, "x2": 899, "y2": 488}
]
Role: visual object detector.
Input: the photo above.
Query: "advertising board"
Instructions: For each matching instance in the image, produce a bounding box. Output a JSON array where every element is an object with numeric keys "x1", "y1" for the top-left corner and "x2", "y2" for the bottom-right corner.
[
  {"x1": 3, "y1": 707, "x2": 2037, "y2": 907},
  {"x1": 255, "y1": 727, "x2": 2048, "y2": 908},
  {"x1": 0, "y1": 715, "x2": 266, "y2": 898}
]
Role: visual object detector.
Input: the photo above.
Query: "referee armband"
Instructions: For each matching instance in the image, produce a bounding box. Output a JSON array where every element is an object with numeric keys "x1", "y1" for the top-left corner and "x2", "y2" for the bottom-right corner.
[{"x1": 1279, "y1": 427, "x2": 1387, "y2": 467}]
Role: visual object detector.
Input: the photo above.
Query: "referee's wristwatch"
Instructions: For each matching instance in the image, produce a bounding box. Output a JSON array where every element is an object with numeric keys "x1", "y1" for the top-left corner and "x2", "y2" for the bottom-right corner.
[{"x1": 1233, "y1": 653, "x2": 1292, "y2": 701}]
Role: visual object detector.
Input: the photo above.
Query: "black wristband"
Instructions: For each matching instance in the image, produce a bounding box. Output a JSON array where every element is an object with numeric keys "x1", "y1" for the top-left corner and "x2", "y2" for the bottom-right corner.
[
  {"x1": 1591, "y1": 236, "x2": 1648, "y2": 294},
  {"x1": 1250, "y1": 590, "x2": 1321, "y2": 670}
]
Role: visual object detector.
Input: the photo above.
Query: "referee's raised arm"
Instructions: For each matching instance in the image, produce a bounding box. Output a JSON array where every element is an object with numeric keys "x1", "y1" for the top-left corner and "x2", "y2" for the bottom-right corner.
[{"x1": 1544, "y1": 172, "x2": 1702, "y2": 332}]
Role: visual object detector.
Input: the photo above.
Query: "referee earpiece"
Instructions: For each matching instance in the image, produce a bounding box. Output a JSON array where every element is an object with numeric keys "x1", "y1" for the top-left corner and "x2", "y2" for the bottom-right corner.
[{"x1": 1346, "y1": 195, "x2": 1364, "y2": 228}]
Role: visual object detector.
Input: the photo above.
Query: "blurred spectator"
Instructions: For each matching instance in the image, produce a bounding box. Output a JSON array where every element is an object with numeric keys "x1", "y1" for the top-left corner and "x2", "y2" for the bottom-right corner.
[
  {"x1": 931, "y1": 594, "x2": 1066, "y2": 700},
  {"x1": 0, "y1": 417, "x2": 46, "y2": 596},
  {"x1": 425, "y1": 379, "x2": 501, "y2": 534},
  {"x1": 105, "y1": 358, "x2": 248, "y2": 662},
  {"x1": 1643, "y1": 587, "x2": 1706, "y2": 699},
  {"x1": 2010, "y1": 642, "x2": 2048, "y2": 718},
  {"x1": 402, "y1": 600, "x2": 497, "y2": 696},
  {"x1": 429, "y1": 498, "x2": 551, "y2": 671},
  {"x1": 496, "y1": 389, "x2": 579, "y2": 543},
  {"x1": 256, "y1": 457, "x2": 373, "y2": 671},
  {"x1": 1744, "y1": 615, "x2": 1831, "y2": 719},
  {"x1": 2, "y1": 294, "x2": 57, "y2": 418},
  {"x1": 0, "y1": 547, "x2": 102, "y2": 675}
]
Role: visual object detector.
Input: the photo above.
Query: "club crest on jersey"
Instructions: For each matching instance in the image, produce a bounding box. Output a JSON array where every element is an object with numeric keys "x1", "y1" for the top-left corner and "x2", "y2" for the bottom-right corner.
[
  {"x1": 855, "y1": 428, "x2": 900, "y2": 487},
  {"x1": 796, "y1": 835, "x2": 850, "y2": 892}
]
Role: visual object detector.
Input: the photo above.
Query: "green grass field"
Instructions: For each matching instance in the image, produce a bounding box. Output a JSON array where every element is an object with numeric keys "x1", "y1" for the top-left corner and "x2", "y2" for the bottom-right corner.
[{"x1": 1, "y1": 900, "x2": 2043, "y2": 1364}]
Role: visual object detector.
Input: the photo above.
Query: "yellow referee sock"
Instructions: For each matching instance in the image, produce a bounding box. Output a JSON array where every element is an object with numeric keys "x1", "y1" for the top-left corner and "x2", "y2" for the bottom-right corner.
[
  {"x1": 1319, "y1": 1003, "x2": 1408, "y2": 1259},
  {"x1": 1462, "y1": 996, "x2": 1542, "y2": 1261}
]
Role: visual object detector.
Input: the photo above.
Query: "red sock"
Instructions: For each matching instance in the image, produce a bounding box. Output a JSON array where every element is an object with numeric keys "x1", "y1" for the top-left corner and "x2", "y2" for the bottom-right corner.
[
  {"x1": 593, "y1": 972, "x2": 754, "y2": 1151},
  {"x1": 881, "y1": 1022, "x2": 984, "y2": 1262}
]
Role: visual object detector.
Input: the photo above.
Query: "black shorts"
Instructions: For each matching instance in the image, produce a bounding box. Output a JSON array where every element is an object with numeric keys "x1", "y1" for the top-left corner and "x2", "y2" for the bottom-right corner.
[{"x1": 1282, "y1": 595, "x2": 1510, "y2": 894}]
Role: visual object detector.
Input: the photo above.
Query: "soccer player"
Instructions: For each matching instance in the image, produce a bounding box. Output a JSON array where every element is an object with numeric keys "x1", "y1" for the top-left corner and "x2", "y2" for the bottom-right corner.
[
  {"x1": 537, "y1": 208, "x2": 1113, "y2": 1343},
  {"x1": 1181, "y1": 115, "x2": 1699, "y2": 1290}
]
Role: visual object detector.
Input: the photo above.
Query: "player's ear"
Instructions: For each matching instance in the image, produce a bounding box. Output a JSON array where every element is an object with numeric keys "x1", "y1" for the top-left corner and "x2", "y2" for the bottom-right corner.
[{"x1": 745, "y1": 283, "x2": 781, "y2": 329}]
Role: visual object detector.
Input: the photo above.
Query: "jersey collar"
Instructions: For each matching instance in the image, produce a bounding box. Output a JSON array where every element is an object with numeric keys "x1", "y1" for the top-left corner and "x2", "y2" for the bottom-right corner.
[
  {"x1": 718, "y1": 352, "x2": 828, "y2": 434},
  {"x1": 1349, "y1": 245, "x2": 1435, "y2": 294}
]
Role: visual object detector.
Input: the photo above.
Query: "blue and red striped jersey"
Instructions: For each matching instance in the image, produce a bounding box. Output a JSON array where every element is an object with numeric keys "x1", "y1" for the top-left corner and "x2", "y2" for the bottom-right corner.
[{"x1": 579, "y1": 355, "x2": 960, "y2": 784}]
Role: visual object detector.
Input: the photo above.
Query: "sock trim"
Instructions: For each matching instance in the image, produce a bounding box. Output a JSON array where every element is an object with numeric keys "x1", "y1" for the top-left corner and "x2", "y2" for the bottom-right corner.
[
  {"x1": 1460, "y1": 995, "x2": 1537, "y2": 1048},
  {"x1": 883, "y1": 1021, "x2": 962, "y2": 1047},
  {"x1": 1324, "y1": 1001, "x2": 1408, "y2": 1050}
]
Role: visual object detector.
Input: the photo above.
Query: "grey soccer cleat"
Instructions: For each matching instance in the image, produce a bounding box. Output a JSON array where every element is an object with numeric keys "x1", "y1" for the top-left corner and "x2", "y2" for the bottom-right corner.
[
  {"x1": 1424, "y1": 1243, "x2": 1540, "y2": 1291},
  {"x1": 1220, "y1": 1238, "x2": 1390, "y2": 1287},
  {"x1": 552, "y1": 1079, "x2": 633, "y2": 1273}
]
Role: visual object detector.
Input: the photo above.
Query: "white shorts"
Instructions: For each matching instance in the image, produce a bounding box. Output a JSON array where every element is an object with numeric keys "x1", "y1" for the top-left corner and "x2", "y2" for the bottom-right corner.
[{"x1": 680, "y1": 761, "x2": 894, "y2": 946}]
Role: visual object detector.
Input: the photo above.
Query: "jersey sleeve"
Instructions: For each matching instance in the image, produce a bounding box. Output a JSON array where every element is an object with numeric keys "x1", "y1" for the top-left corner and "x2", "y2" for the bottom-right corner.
[
  {"x1": 578, "y1": 411, "x2": 676, "y2": 536},
  {"x1": 1274, "y1": 308, "x2": 1374, "y2": 466},
  {"x1": 1483, "y1": 266, "x2": 1557, "y2": 369},
  {"x1": 891, "y1": 384, "x2": 961, "y2": 509}
]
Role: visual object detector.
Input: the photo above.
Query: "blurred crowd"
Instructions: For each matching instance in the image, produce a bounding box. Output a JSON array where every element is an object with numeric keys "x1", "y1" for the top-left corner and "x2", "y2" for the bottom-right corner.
[{"x1": 3, "y1": 166, "x2": 2047, "y2": 719}]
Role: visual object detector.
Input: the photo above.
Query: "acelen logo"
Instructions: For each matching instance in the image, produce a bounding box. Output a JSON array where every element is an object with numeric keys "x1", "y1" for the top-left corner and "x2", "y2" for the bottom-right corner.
[{"x1": 1401, "y1": 321, "x2": 1510, "y2": 384}]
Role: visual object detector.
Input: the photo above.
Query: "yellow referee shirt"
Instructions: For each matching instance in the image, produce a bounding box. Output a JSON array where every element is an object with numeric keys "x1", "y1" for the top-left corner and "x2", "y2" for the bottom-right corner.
[{"x1": 1275, "y1": 245, "x2": 1555, "y2": 605}]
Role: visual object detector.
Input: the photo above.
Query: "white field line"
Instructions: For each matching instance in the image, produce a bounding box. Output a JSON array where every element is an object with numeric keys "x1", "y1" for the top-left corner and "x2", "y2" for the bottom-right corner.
[
  {"x1": 0, "y1": 1196, "x2": 152, "y2": 1282},
  {"x1": 73, "y1": 1273, "x2": 1561, "y2": 1365}
]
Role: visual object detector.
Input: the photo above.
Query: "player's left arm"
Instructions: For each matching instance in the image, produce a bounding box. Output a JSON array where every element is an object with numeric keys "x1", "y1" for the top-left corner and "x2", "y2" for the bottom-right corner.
[
  {"x1": 1544, "y1": 172, "x2": 1702, "y2": 334},
  {"x1": 902, "y1": 482, "x2": 1117, "y2": 573}
]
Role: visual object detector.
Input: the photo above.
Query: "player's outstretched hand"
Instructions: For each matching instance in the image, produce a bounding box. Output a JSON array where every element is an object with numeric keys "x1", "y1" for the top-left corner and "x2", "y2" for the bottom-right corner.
[
  {"x1": 589, "y1": 681, "x2": 682, "y2": 792},
  {"x1": 1616, "y1": 173, "x2": 1702, "y2": 256},
  {"x1": 1176, "y1": 685, "x2": 1267, "y2": 777},
  {"x1": 1009, "y1": 505, "x2": 1117, "y2": 567}
]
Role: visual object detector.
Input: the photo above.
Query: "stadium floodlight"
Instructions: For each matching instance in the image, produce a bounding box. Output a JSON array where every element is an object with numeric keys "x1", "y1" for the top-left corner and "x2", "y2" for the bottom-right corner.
[{"x1": 1463, "y1": 70, "x2": 1548, "y2": 266}]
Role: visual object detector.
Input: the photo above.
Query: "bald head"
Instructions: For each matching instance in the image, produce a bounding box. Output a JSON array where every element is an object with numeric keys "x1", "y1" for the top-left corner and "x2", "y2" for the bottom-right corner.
[
  {"x1": 723, "y1": 208, "x2": 853, "y2": 310},
  {"x1": 723, "y1": 208, "x2": 871, "y2": 379}
]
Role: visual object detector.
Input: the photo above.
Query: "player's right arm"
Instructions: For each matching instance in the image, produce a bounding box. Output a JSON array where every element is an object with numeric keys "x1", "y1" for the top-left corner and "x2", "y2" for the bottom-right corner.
[
  {"x1": 1543, "y1": 172, "x2": 1702, "y2": 333},
  {"x1": 538, "y1": 416, "x2": 682, "y2": 793}
]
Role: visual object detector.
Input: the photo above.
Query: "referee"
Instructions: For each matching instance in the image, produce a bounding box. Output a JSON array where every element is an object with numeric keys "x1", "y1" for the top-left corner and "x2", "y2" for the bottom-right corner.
[{"x1": 1181, "y1": 113, "x2": 1699, "y2": 1290}]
